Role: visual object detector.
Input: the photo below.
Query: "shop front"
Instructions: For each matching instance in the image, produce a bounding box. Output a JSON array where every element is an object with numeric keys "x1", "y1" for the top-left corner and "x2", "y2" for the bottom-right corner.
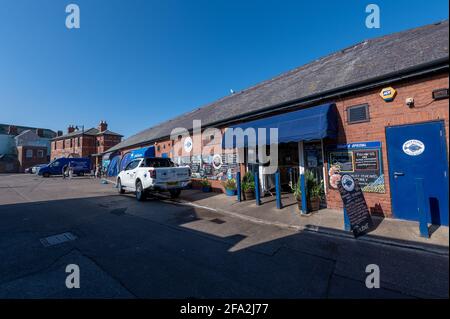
[{"x1": 222, "y1": 103, "x2": 338, "y2": 207}]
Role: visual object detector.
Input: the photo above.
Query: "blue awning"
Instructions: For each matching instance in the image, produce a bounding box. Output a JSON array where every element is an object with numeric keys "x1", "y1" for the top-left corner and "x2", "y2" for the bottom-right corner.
[{"x1": 222, "y1": 103, "x2": 338, "y2": 148}]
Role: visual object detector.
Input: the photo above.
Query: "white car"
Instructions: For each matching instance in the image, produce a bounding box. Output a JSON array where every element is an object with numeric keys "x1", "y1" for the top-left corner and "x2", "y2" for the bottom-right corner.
[{"x1": 116, "y1": 157, "x2": 191, "y2": 201}]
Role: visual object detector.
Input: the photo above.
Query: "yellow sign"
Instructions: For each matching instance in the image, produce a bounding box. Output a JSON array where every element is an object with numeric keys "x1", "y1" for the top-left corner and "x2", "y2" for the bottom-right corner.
[{"x1": 380, "y1": 87, "x2": 397, "y2": 102}]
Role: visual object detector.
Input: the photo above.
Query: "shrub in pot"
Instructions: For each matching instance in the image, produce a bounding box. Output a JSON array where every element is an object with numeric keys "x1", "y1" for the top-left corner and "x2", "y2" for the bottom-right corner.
[
  {"x1": 222, "y1": 178, "x2": 237, "y2": 196},
  {"x1": 305, "y1": 171, "x2": 323, "y2": 212},
  {"x1": 200, "y1": 178, "x2": 212, "y2": 192},
  {"x1": 241, "y1": 172, "x2": 255, "y2": 200},
  {"x1": 291, "y1": 171, "x2": 324, "y2": 213}
]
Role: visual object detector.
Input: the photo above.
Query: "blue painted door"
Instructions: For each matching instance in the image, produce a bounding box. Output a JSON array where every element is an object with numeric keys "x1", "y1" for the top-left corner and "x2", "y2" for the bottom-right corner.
[{"x1": 386, "y1": 121, "x2": 448, "y2": 225}]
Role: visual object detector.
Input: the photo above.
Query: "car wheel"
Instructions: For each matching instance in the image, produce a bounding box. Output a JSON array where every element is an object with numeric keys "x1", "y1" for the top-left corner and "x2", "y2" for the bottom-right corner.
[
  {"x1": 43, "y1": 172, "x2": 50, "y2": 178},
  {"x1": 117, "y1": 179, "x2": 125, "y2": 194},
  {"x1": 135, "y1": 181, "x2": 146, "y2": 201},
  {"x1": 169, "y1": 189, "x2": 181, "y2": 198}
]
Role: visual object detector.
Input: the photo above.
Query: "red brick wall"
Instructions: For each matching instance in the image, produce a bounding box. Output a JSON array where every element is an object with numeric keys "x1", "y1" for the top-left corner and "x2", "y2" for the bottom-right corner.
[
  {"x1": 51, "y1": 134, "x2": 121, "y2": 160},
  {"x1": 17, "y1": 146, "x2": 49, "y2": 172},
  {"x1": 324, "y1": 73, "x2": 449, "y2": 217}
]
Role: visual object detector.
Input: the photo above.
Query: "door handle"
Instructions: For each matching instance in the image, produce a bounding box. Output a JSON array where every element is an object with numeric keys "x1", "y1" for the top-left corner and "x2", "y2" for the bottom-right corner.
[{"x1": 394, "y1": 172, "x2": 404, "y2": 178}]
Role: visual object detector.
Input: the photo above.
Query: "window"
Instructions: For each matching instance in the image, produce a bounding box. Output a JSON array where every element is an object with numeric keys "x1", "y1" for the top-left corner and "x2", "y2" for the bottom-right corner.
[
  {"x1": 125, "y1": 160, "x2": 140, "y2": 171},
  {"x1": 77, "y1": 137, "x2": 80, "y2": 146},
  {"x1": 37, "y1": 150, "x2": 44, "y2": 158},
  {"x1": 96, "y1": 140, "x2": 100, "y2": 147},
  {"x1": 54, "y1": 142, "x2": 56, "y2": 150},
  {"x1": 26, "y1": 149, "x2": 33, "y2": 158},
  {"x1": 70, "y1": 139, "x2": 73, "y2": 148},
  {"x1": 347, "y1": 104, "x2": 369, "y2": 124},
  {"x1": 144, "y1": 158, "x2": 175, "y2": 168}
]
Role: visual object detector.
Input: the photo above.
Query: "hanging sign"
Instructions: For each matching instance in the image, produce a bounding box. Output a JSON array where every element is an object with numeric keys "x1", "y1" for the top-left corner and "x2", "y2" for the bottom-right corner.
[
  {"x1": 380, "y1": 87, "x2": 397, "y2": 102},
  {"x1": 338, "y1": 175, "x2": 374, "y2": 238}
]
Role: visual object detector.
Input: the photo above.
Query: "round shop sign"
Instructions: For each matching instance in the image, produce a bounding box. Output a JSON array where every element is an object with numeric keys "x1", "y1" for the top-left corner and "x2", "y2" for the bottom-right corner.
[
  {"x1": 341, "y1": 175, "x2": 355, "y2": 192},
  {"x1": 212, "y1": 154, "x2": 223, "y2": 170},
  {"x1": 402, "y1": 139, "x2": 425, "y2": 156},
  {"x1": 183, "y1": 137, "x2": 193, "y2": 153}
]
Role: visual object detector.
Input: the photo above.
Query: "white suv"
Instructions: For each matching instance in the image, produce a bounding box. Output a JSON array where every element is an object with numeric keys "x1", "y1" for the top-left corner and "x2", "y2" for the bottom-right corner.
[{"x1": 116, "y1": 157, "x2": 191, "y2": 201}]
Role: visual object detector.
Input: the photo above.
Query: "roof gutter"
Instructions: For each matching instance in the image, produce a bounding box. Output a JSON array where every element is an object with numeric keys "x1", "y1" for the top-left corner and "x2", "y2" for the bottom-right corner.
[{"x1": 109, "y1": 57, "x2": 449, "y2": 151}]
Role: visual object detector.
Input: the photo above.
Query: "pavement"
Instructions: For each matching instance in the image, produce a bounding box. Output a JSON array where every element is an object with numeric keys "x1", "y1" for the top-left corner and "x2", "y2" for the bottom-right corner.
[
  {"x1": 0, "y1": 174, "x2": 448, "y2": 298},
  {"x1": 170, "y1": 189, "x2": 449, "y2": 256}
]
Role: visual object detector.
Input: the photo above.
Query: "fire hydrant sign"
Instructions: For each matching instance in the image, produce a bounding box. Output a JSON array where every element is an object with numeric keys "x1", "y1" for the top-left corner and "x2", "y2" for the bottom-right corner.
[{"x1": 338, "y1": 174, "x2": 374, "y2": 237}]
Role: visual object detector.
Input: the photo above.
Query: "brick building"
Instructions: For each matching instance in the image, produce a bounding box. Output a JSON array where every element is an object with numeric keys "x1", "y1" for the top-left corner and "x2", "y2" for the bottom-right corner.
[
  {"x1": 106, "y1": 21, "x2": 449, "y2": 226},
  {"x1": 0, "y1": 124, "x2": 56, "y2": 173},
  {"x1": 51, "y1": 121, "x2": 122, "y2": 164}
]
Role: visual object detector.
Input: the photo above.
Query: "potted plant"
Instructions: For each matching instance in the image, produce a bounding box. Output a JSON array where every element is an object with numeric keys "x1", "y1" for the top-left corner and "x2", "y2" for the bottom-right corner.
[
  {"x1": 305, "y1": 171, "x2": 323, "y2": 212},
  {"x1": 292, "y1": 171, "x2": 324, "y2": 213},
  {"x1": 222, "y1": 178, "x2": 237, "y2": 196},
  {"x1": 290, "y1": 182, "x2": 302, "y2": 210},
  {"x1": 241, "y1": 172, "x2": 255, "y2": 200},
  {"x1": 200, "y1": 178, "x2": 212, "y2": 192}
]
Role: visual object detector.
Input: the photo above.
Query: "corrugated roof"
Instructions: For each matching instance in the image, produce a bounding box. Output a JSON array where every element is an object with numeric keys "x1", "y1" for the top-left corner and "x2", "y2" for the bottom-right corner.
[{"x1": 108, "y1": 20, "x2": 449, "y2": 152}]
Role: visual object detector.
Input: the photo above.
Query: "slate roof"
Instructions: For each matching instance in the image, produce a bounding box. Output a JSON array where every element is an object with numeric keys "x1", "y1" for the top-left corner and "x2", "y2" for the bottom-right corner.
[
  {"x1": 0, "y1": 123, "x2": 56, "y2": 139},
  {"x1": 108, "y1": 20, "x2": 449, "y2": 152},
  {"x1": 52, "y1": 128, "x2": 123, "y2": 140}
]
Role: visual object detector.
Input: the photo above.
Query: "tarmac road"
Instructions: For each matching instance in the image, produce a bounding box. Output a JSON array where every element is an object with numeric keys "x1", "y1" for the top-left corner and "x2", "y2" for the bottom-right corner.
[{"x1": 0, "y1": 174, "x2": 448, "y2": 298}]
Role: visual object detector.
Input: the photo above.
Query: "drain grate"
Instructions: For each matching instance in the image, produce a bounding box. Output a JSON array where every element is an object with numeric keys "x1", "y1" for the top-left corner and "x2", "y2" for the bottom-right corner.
[
  {"x1": 40, "y1": 232, "x2": 77, "y2": 247},
  {"x1": 209, "y1": 218, "x2": 226, "y2": 224}
]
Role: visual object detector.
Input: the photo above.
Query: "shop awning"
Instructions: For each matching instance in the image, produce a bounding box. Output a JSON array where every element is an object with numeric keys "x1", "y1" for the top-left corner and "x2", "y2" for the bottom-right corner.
[{"x1": 222, "y1": 103, "x2": 337, "y2": 148}]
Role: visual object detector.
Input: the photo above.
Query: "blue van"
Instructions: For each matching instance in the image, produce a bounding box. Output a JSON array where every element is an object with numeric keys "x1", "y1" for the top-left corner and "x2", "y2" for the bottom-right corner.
[{"x1": 38, "y1": 157, "x2": 91, "y2": 177}]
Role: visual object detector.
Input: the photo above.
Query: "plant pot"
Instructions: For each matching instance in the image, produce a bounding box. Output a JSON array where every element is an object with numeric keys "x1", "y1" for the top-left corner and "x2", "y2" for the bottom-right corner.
[
  {"x1": 307, "y1": 197, "x2": 321, "y2": 212},
  {"x1": 244, "y1": 190, "x2": 255, "y2": 200},
  {"x1": 225, "y1": 189, "x2": 236, "y2": 196},
  {"x1": 202, "y1": 186, "x2": 212, "y2": 192}
]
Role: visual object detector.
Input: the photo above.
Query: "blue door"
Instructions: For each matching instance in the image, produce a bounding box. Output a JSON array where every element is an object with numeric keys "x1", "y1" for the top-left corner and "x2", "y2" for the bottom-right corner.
[{"x1": 386, "y1": 121, "x2": 448, "y2": 226}]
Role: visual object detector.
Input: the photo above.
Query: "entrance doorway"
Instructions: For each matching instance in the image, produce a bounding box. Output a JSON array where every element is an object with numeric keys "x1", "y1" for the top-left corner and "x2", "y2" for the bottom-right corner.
[{"x1": 386, "y1": 121, "x2": 449, "y2": 226}]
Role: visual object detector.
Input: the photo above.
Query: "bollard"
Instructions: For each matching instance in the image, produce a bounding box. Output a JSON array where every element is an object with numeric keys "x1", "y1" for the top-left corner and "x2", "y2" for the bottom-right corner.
[
  {"x1": 300, "y1": 173, "x2": 307, "y2": 214},
  {"x1": 415, "y1": 178, "x2": 430, "y2": 238},
  {"x1": 275, "y1": 170, "x2": 282, "y2": 209},
  {"x1": 254, "y1": 171, "x2": 261, "y2": 206},
  {"x1": 344, "y1": 208, "x2": 351, "y2": 231},
  {"x1": 236, "y1": 172, "x2": 242, "y2": 202}
]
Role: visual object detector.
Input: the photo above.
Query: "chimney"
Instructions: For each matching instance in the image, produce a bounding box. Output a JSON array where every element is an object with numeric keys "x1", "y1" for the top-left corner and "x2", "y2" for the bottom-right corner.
[
  {"x1": 36, "y1": 128, "x2": 44, "y2": 137},
  {"x1": 57, "y1": 130, "x2": 63, "y2": 137},
  {"x1": 98, "y1": 120, "x2": 108, "y2": 132},
  {"x1": 67, "y1": 125, "x2": 75, "y2": 134},
  {"x1": 7, "y1": 125, "x2": 18, "y2": 135}
]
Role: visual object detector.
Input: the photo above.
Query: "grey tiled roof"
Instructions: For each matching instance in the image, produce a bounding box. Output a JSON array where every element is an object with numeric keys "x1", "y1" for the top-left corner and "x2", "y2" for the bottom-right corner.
[
  {"x1": 0, "y1": 123, "x2": 56, "y2": 139},
  {"x1": 108, "y1": 20, "x2": 449, "y2": 152}
]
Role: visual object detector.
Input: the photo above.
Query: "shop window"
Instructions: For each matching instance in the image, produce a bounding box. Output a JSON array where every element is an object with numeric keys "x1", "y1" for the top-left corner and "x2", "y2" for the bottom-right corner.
[{"x1": 347, "y1": 104, "x2": 369, "y2": 124}]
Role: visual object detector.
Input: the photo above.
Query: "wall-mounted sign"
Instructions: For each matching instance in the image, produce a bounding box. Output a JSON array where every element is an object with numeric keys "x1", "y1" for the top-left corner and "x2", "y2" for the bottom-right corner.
[
  {"x1": 380, "y1": 87, "x2": 397, "y2": 102},
  {"x1": 402, "y1": 139, "x2": 425, "y2": 156},
  {"x1": 338, "y1": 175, "x2": 373, "y2": 238},
  {"x1": 327, "y1": 141, "x2": 385, "y2": 193}
]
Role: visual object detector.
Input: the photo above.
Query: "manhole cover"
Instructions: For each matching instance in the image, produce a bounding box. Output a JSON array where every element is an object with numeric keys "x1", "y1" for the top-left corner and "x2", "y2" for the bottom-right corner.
[
  {"x1": 40, "y1": 232, "x2": 77, "y2": 247},
  {"x1": 209, "y1": 218, "x2": 226, "y2": 224}
]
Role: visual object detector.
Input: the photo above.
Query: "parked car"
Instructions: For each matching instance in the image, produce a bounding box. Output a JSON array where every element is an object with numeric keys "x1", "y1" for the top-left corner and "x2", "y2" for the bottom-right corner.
[
  {"x1": 38, "y1": 157, "x2": 91, "y2": 177},
  {"x1": 31, "y1": 164, "x2": 48, "y2": 174},
  {"x1": 116, "y1": 157, "x2": 191, "y2": 201},
  {"x1": 24, "y1": 167, "x2": 34, "y2": 174}
]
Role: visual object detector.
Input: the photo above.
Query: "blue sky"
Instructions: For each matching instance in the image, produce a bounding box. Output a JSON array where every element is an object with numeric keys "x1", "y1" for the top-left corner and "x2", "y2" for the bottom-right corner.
[{"x1": 0, "y1": 0, "x2": 448, "y2": 138}]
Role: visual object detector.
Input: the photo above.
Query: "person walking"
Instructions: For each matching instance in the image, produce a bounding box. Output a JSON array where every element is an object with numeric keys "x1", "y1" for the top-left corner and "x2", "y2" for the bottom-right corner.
[{"x1": 62, "y1": 164, "x2": 68, "y2": 179}]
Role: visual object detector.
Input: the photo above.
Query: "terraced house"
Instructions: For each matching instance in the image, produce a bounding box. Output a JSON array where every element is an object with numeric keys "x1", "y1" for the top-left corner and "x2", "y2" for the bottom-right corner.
[
  {"x1": 51, "y1": 121, "x2": 122, "y2": 166},
  {"x1": 106, "y1": 20, "x2": 449, "y2": 226}
]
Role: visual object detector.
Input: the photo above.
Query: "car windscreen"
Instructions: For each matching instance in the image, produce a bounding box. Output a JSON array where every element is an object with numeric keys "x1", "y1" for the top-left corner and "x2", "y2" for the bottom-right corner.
[{"x1": 144, "y1": 158, "x2": 175, "y2": 168}]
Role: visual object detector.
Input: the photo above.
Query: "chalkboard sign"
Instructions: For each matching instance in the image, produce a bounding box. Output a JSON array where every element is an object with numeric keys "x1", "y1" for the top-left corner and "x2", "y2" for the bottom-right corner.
[{"x1": 338, "y1": 175, "x2": 373, "y2": 238}]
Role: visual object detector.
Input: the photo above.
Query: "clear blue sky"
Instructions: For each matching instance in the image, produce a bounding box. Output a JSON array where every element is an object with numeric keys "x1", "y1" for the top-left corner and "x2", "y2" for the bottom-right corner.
[{"x1": 1, "y1": 0, "x2": 448, "y2": 138}]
